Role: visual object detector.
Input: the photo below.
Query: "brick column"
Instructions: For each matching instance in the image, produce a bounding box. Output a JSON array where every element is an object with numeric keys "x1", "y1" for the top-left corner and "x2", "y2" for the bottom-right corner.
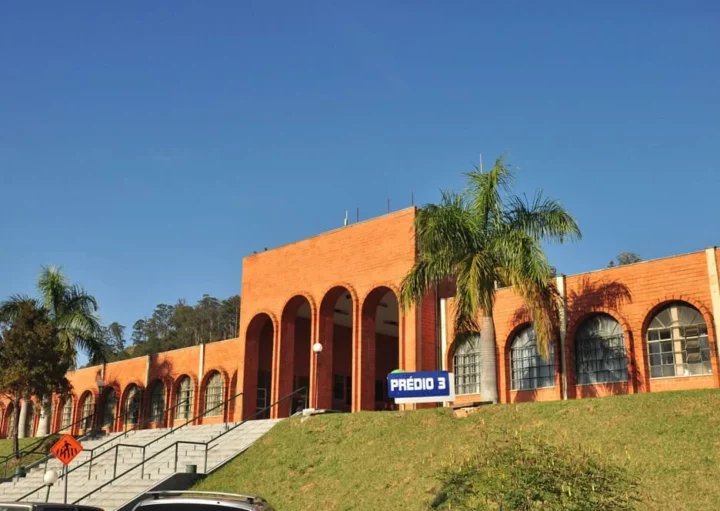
[
  {"x1": 274, "y1": 318, "x2": 296, "y2": 418},
  {"x1": 316, "y1": 310, "x2": 334, "y2": 410},
  {"x1": 356, "y1": 313, "x2": 376, "y2": 411},
  {"x1": 706, "y1": 247, "x2": 720, "y2": 381}
]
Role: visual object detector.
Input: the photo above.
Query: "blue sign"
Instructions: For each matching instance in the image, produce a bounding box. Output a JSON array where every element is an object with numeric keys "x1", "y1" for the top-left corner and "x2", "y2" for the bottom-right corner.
[{"x1": 387, "y1": 370, "x2": 456, "y2": 404}]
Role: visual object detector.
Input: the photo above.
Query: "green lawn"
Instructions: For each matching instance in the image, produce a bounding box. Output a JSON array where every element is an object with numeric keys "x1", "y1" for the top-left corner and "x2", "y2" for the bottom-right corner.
[
  {"x1": 195, "y1": 389, "x2": 720, "y2": 510},
  {"x1": 0, "y1": 436, "x2": 56, "y2": 478}
]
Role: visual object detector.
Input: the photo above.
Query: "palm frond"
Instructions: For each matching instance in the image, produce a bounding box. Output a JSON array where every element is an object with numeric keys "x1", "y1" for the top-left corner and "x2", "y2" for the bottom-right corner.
[
  {"x1": 400, "y1": 192, "x2": 478, "y2": 309},
  {"x1": 495, "y1": 230, "x2": 558, "y2": 358},
  {"x1": 56, "y1": 310, "x2": 106, "y2": 364},
  {"x1": 0, "y1": 295, "x2": 37, "y2": 323},
  {"x1": 505, "y1": 192, "x2": 581, "y2": 243},
  {"x1": 63, "y1": 284, "x2": 100, "y2": 317},
  {"x1": 465, "y1": 155, "x2": 512, "y2": 230},
  {"x1": 453, "y1": 252, "x2": 494, "y2": 335},
  {"x1": 37, "y1": 265, "x2": 68, "y2": 319}
]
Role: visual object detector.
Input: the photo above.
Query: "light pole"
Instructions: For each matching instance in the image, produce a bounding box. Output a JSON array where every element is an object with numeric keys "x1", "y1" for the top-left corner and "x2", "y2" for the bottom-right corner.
[
  {"x1": 43, "y1": 468, "x2": 58, "y2": 502},
  {"x1": 312, "y1": 342, "x2": 323, "y2": 410}
]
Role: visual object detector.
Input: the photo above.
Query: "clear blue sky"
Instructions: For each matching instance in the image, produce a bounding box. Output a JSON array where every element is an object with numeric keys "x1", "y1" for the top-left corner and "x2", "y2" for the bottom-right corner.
[{"x1": 2, "y1": 2, "x2": 719, "y2": 363}]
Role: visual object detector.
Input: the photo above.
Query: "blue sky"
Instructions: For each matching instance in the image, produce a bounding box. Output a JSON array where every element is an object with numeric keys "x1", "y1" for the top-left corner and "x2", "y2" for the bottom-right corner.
[{"x1": 1, "y1": 2, "x2": 719, "y2": 363}]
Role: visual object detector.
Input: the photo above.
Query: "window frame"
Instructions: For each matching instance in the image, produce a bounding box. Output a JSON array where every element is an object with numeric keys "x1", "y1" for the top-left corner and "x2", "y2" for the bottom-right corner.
[
  {"x1": 574, "y1": 314, "x2": 629, "y2": 386},
  {"x1": 203, "y1": 372, "x2": 224, "y2": 417},
  {"x1": 60, "y1": 399, "x2": 73, "y2": 431},
  {"x1": 149, "y1": 382, "x2": 166, "y2": 424},
  {"x1": 647, "y1": 303, "x2": 712, "y2": 379},
  {"x1": 175, "y1": 377, "x2": 194, "y2": 420},
  {"x1": 510, "y1": 326, "x2": 556, "y2": 391},
  {"x1": 453, "y1": 336, "x2": 481, "y2": 396}
]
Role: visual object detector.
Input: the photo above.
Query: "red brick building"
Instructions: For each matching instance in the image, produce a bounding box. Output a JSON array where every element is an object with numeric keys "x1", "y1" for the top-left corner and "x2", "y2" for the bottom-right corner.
[{"x1": 2, "y1": 207, "x2": 719, "y2": 437}]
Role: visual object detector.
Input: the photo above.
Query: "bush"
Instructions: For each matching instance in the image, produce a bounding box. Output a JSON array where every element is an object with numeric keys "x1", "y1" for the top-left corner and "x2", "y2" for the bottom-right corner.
[{"x1": 431, "y1": 435, "x2": 638, "y2": 510}]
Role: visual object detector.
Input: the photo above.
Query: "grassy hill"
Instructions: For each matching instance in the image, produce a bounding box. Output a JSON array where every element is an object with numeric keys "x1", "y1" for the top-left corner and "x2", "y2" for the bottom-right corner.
[{"x1": 195, "y1": 389, "x2": 720, "y2": 510}]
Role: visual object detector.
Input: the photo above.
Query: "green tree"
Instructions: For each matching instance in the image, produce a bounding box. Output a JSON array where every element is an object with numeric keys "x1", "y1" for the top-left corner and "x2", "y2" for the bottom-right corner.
[
  {"x1": 400, "y1": 156, "x2": 581, "y2": 403},
  {"x1": 0, "y1": 266, "x2": 105, "y2": 367},
  {"x1": 0, "y1": 302, "x2": 71, "y2": 454},
  {"x1": 107, "y1": 322, "x2": 125, "y2": 352},
  {"x1": 609, "y1": 252, "x2": 642, "y2": 267}
]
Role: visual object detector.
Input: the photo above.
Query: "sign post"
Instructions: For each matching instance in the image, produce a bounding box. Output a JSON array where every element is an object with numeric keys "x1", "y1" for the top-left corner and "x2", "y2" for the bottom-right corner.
[
  {"x1": 49, "y1": 434, "x2": 83, "y2": 504},
  {"x1": 387, "y1": 370, "x2": 456, "y2": 405}
]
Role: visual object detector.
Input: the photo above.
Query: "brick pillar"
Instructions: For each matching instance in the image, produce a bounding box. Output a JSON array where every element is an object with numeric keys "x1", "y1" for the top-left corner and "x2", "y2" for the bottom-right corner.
[
  {"x1": 316, "y1": 310, "x2": 334, "y2": 410},
  {"x1": 274, "y1": 318, "x2": 296, "y2": 418},
  {"x1": 357, "y1": 313, "x2": 376, "y2": 411},
  {"x1": 706, "y1": 247, "x2": 720, "y2": 388},
  {"x1": 242, "y1": 336, "x2": 260, "y2": 420}
]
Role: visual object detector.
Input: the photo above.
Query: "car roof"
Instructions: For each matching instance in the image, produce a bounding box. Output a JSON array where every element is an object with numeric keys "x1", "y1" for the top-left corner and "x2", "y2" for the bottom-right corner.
[
  {"x1": 136, "y1": 497, "x2": 252, "y2": 509},
  {"x1": 0, "y1": 505, "x2": 103, "y2": 510},
  {"x1": 135, "y1": 491, "x2": 266, "y2": 509}
]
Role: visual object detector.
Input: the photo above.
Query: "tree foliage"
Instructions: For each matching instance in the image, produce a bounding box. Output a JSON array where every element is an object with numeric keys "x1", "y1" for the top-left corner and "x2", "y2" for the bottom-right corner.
[
  {"x1": 608, "y1": 252, "x2": 642, "y2": 267},
  {"x1": 0, "y1": 266, "x2": 105, "y2": 367},
  {"x1": 0, "y1": 302, "x2": 71, "y2": 454},
  {"x1": 103, "y1": 294, "x2": 240, "y2": 362},
  {"x1": 400, "y1": 156, "x2": 580, "y2": 357}
]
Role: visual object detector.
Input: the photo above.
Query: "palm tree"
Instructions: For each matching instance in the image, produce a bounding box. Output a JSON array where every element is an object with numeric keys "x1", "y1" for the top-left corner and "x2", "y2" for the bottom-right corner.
[
  {"x1": 0, "y1": 266, "x2": 106, "y2": 367},
  {"x1": 400, "y1": 156, "x2": 581, "y2": 403}
]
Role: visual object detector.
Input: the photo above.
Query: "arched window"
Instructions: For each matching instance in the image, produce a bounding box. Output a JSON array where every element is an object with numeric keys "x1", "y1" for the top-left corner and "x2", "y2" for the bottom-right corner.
[
  {"x1": 575, "y1": 314, "x2": 628, "y2": 385},
  {"x1": 510, "y1": 326, "x2": 555, "y2": 390},
  {"x1": 80, "y1": 393, "x2": 95, "y2": 431},
  {"x1": 124, "y1": 385, "x2": 142, "y2": 426},
  {"x1": 204, "y1": 372, "x2": 224, "y2": 416},
  {"x1": 24, "y1": 403, "x2": 34, "y2": 438},
  {"x1": 175, "y1": 376, "x2": 194, "y2": 420},
  {"x1": 647, "y1": 303, "x2": 711, "y2": 378},
  {"x1": 453, "y1": 336, "x2": 481, "y2": 395},
  {"x1": 101, "y1": 390, "x2": 117, "y2": 429},
  {"x1": 61, "y1": 398, "x2": 73, "y2": 431},
  {"x1": 149, "y1": 381, "x2": 165, "y2": 424}
]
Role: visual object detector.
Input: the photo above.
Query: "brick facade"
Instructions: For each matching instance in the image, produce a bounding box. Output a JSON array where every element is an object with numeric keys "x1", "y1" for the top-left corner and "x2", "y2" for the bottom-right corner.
[{"x1": 1, "y1": 208, "x2": 718, "y2": 437}]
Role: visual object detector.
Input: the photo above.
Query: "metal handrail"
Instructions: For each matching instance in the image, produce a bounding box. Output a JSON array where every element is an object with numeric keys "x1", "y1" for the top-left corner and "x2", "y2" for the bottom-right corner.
[
  {"x1": 70, "y1": 387, "x2": 307, "y2": 506},
  {"x1": 135, "y1": 390, "x2": 244, "y2": 454},
  {"x1": 85, "y1": 397, "x2": 190, "y2": 461},
  {"x1": 14, "y1": 390, "x2": 245, "y2": 502},
  {"x1": 0, "y1": 412, "x2": 95, "y2": 479}
]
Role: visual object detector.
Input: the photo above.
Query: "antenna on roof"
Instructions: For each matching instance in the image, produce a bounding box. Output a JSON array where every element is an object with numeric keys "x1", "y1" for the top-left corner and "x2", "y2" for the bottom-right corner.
[
  {"x1": 387, "y1": 198, "x2": 390, "y2": 213},
  {"x1": 344, "y1": 210, "x2": 348, "y2": 226},
  {"x1": 411, "y1": 191, "x2": 414, "y2": 206},
  {"x1": 356, "y1": 207, "x2": 359, "y2": 223}
]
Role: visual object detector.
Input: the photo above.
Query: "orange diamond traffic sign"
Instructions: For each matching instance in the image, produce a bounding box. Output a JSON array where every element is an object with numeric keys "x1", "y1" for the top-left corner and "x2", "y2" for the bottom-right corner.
[{"x1": 50, "y1": 434, "x2": 83, "y2": 465}]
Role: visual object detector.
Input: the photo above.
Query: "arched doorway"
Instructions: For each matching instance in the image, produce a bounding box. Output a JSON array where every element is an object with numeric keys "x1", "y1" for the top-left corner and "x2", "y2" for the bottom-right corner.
[
  {"x1": 318, "y1": 287, "x2": 355, "y2": 411},
  {"x1": 360, "y1": 287, "x2": 400, "y2": 411},
  {"x1": 242, "y1": 313, "x2": 275, "y2": 419},
  {"x1": 279, "y1": 296, "x2": 313, "y2": 417}
]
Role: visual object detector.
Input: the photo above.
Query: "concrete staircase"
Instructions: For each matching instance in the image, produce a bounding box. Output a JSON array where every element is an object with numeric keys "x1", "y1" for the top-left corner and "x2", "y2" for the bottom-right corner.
[{"x1": 0, "y1": 419, "x2": 281, "y2": 510}]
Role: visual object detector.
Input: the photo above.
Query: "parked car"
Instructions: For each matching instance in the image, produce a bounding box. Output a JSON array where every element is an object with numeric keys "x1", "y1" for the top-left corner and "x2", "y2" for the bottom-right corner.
[
  {"x1": 0, "y1": 504, "x2": 104, "y2": 511},
  {"x1": 131, "y1": 491, "x2": 274, "y2": 511}
]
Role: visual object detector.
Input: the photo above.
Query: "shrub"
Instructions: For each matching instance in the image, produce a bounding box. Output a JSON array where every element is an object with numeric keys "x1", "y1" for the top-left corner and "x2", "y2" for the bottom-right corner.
[{"x1": 431, "y1": 435, "x2": 638, "y2": 510}]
